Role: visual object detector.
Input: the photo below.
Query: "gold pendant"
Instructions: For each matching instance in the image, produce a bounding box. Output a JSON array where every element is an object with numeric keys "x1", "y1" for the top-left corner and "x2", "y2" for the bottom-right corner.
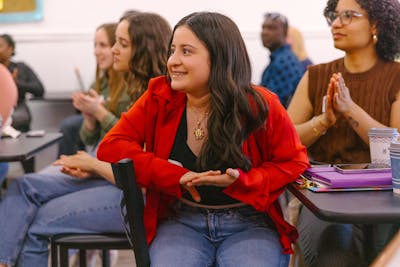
[{"x1": 194, "y1": 127, "x2": 205, "y2": 140}]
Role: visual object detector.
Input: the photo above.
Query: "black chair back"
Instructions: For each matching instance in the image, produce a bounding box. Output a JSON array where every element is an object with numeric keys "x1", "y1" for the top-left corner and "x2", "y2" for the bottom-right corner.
[{"x1": 112, "y1": 158, "x2": 150, "y2": 267}]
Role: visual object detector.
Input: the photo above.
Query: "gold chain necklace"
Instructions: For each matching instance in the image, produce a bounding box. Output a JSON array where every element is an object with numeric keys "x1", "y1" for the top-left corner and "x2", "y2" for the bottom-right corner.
[
  {"x1": 193, "y1": 112, "x2": 208, "y2": 140},
  {"x1": 187, "y1": 105, "x2": 208, "y2": 140}
]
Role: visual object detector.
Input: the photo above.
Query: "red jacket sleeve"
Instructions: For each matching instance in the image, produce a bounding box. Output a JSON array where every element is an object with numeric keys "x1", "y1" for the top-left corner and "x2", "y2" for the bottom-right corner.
[
  {"x1": 224, "y1": 88, "x2": 309, "y2": 212},
  {"x1": 97, "y1": 86, "x2": 188, "y2": 198}
]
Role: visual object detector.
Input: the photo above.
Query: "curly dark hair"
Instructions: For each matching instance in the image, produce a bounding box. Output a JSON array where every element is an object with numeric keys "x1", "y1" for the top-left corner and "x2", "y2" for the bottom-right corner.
[
  {"x1": 324, "y1": 0, "x2": 400, "y2": 61},
  {"x1": 168, "y1": 12, "x2": 269, "y2": 172}
]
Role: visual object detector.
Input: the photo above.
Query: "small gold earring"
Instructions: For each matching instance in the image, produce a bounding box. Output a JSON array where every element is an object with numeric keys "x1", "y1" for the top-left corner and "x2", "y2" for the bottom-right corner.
[{"x1": 373, "y1": 34, "x2": 378, "y2": 43}]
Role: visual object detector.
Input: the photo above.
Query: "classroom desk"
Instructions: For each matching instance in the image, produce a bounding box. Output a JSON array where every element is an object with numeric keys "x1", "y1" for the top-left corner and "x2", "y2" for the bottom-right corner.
[
  {"x1": 31, "y1": 91, "x2": 74, "y2": 102},
  {"x1": 0, "y1": 132, "x2": 63, "y2": 172},
  {"x1": 288, "y1": 183, "x2": 400, "y2": 224}
]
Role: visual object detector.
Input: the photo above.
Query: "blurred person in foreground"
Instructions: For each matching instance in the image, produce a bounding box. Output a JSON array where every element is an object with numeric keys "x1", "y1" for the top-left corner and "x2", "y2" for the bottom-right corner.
[{"x1": 0, "y1": 64, "x2": 18, "y2": 192}]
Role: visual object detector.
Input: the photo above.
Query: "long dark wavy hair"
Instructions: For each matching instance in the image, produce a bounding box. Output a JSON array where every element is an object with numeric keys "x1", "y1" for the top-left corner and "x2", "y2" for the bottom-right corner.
[
  {"x1": 124, "y1": 12, "x2": 172, "y2": 101},
  {"x1": 324, "y1": 0, "x2": 400, "y2": 61},
  {"x1": 168, "y1": 12, "x2": 269, "y2": 172}
]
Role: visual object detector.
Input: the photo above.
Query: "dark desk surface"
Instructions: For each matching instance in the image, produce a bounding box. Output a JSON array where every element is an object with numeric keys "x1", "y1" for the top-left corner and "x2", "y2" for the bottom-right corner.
[
  {"x1": 30, "y1": 91, "x2": 74, "y2": 102},
  {"x1": 0, "y1": 132, "x2": 63, "y2": 162},
  {"x1": 288, "y1": 183, "x2": 400, "y2": 224}
]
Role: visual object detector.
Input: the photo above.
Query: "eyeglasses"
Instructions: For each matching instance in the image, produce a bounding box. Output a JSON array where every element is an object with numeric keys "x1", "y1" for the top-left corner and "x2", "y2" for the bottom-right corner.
[{"x1": 325, "y1": 10, "x2": 364, "y2": 26}]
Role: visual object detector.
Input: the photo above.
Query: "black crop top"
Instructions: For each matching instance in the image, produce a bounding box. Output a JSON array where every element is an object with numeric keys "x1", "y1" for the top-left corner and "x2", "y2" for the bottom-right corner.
[{"x1": 169, "y1": 109, "x2": 239, "y2": 205}]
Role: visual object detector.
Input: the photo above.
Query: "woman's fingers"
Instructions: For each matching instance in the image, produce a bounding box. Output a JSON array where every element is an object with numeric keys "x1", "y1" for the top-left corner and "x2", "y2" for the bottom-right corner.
[{"x1": 184, "y1": 185, "x2": 201, "y2": 202}]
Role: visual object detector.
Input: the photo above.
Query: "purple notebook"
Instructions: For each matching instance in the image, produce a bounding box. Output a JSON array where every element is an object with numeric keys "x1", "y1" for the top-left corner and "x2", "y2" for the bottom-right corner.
[{"x1": 304, "y1": 168, "x2": 392, "y2": 188}]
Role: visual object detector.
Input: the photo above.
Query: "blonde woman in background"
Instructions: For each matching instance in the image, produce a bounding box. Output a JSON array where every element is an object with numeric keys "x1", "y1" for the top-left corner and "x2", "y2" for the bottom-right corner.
[
  {"x1": 286, "y1": 26, "x2": 313, "y2": 72},
  {"x1": 57, "y1": 22, "x2": 129, "y2": 156}
]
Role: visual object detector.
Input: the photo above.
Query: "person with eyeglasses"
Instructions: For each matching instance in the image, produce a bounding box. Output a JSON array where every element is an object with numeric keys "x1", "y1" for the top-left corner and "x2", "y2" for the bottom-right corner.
[
  {"x1": 287, "y1": 0, "x2": 400, "y2": 266},
  {"x1": 260, "y1": 12, "x2": 304, "y2": 108}
]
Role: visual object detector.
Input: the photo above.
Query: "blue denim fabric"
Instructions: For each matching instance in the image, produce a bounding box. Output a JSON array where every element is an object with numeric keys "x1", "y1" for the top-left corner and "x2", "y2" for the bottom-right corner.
[
  {"x1": 0, "y1": 166, "x2": 123, "y2": 266},
  {"x1": 150, "y1": 201, "x2": 289, "y2": 267}
]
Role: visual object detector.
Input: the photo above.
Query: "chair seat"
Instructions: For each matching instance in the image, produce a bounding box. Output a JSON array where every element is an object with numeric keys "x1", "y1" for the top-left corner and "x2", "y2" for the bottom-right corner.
[
  {"x1": 53, "y1": 233, "x2": 130, "y2": 249},
  {"x1": 51, "y1": 233, "x2": 132, "y2": 267}
]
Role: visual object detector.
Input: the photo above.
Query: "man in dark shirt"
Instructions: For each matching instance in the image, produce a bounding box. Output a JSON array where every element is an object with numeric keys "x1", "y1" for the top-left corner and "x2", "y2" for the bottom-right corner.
[{"x1": 260, "y1": 13, "x2": 304, "y2": 108}]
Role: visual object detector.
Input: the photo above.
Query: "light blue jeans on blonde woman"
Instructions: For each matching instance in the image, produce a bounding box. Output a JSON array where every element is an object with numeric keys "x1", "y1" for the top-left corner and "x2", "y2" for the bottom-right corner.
[
  {"x1": 150, "y1": 201, "x2": 289, "y2": 267},
  {"x1": 0, "y1": 165, "x2": 124, "y2": 267}
]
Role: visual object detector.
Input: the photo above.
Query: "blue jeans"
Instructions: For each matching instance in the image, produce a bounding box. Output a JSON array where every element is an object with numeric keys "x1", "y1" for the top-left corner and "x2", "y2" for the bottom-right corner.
[
  {"x1": 150, "y1": 201, "x2": 289, "y2": 267},
  {"x1": 0, "y1": 166, "x2": 124, "y2": 266}
]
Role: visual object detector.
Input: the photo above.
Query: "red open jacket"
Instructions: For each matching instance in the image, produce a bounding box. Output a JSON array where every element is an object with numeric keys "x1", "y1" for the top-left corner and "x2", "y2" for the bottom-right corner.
[{"x1": 97, "y1": 76, "x2": 309, "y2": 254}]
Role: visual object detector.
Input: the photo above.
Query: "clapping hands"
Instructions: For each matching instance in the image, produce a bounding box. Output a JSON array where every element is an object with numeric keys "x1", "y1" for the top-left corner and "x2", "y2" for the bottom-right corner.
[
  {"x1": 324, "y1": 72, "x2": 355, "y2": 125},
  {"x1": 331, "y1": 73, "x2": 355, "y2": 114},
  {"x1": 72, "y1": 89, "x2": 105, "y2": 117}
]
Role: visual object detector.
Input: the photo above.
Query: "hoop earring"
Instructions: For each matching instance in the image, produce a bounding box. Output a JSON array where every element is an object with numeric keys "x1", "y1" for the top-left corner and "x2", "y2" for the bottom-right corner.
[{"x1": 373, "y1": 34, "x2": 378, "y2": 44}]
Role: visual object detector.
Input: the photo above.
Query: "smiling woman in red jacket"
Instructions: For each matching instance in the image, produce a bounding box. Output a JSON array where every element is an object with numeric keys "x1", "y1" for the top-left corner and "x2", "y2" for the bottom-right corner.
[{"x1": 98, "y1": 11, "x2": 309, "y2": 267}]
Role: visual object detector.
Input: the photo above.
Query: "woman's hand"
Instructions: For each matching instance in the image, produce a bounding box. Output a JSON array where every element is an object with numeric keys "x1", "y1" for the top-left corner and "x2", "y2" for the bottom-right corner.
[
  {"x1": 324, "y1": 76, "x2": 340, "y2": 126},
  {"x1": 53, "y1": 151, "x2": 97, "y2": 179},
  {"x1": 59, "y1": 166, "x2": 92, "y2": 179},
  {"x1": 72, "y1": 89, "x2": 105, "y2": 117},
  {"x1": 179, "y1": 168, "x2": 239, "y2": 202},
  {"x1": 179, "y1": 170, "x2": 223, "y2": 202},
  {"x1": 187, "y1": 168, "x2": 239, "y2": 187},
  {"x1": 332, "y1": 73, "x2": 355, "y2": 114}
]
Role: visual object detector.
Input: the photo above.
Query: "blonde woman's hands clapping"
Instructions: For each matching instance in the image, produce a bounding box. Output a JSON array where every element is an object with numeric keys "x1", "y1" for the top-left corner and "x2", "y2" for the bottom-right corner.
[
  {"x1": 72, "y1": 89, "x2": 105, "y2": 117},
  {"x1": 72, "y1": 89, "x2": 109, "y2": 130}
]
